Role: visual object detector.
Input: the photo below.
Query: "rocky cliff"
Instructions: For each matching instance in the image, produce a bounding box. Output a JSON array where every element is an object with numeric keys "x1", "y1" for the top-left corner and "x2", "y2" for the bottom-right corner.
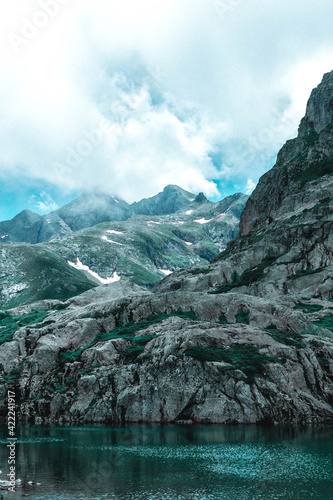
[{"x1": 0, "y1": 73, "x2": 333, "y2": 426}]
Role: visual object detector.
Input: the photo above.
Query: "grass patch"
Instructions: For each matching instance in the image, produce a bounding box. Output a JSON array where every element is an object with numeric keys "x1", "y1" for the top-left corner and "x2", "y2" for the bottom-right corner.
[
  {"x1": 0, "y1": 310, "x2": 50, "y2": 344},
  {"x1": 295, "y1": 303, "x2": 324, "y2": 313},
  {"x1": 235, "y1": 311, "x2": 250, "y2": 325},
  {"x1": 95, "y1": 309, "x2": 198, "y2": 344},
  {"x1": 313, "y1": 315, "x2": 333, "y2": 332},
  {"x1": 184, "y1": 344, "x2": 279, "y2": 382},
  {"x1": 187, "y1": 267, "x2": 210, "y2": 275},
  {"x1": 265, "y1": 324, "x2": 304, "y2": 347}
]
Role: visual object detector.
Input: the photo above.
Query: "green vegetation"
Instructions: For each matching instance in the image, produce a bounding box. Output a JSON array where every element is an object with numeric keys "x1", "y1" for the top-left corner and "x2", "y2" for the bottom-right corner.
[
  {"x1": 304, "y1": 128, "x2": 319, "y2": 146},
  {"x1": 1, "y1": 246, "x2": 96, "y2": 310},
  {"x1": 209, "y1": 254, "x2": 278, "y2": 294},
  {"x1": 295, "y1": 303, "x2": 324, "y2": 313},
  {"x1": 293, "y1": 158, "x2": 333, "y2": 187},
  {"x1": 94, "y1": 310, "x2": 198, "y2": 344},
  {"x1": 0, "y1": 310, "x2": 50, "y2": 344},
  {"x1": 120, "y1": 345, "x2": 145, "y2": 361},
  {"x1": 184, "y1": 344, "x2": 279, "y2": 382},
  {"x1": 313, "y1": 315, "x2": 333, "y2": 332},
  {"x1": 235, "y1": 311, "x2": 250, "y2": 325},
  {"x1": 265, "y1": 324, "x2": 304, "y2": 347},
  {"x1": 218, "y1": 314, "x2": 229, "y2": 324},
  {"x1": 187, "y1": 267, "x2": 210, "y2": 275},
  {"x1": 290, "y1": 267, "x2": 324, "y2": 281},
  {"x1": 311, "y1": 197, "x2": 331, "y2": 211},
  {"x1": 52, "y1": 302, "x2": 70, "y2": 311}
]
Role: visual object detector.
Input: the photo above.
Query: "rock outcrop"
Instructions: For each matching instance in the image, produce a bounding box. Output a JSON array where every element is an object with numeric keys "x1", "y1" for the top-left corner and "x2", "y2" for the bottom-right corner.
[{"x1": 0, "y1": 285, "x2": 332, "y2": 425}]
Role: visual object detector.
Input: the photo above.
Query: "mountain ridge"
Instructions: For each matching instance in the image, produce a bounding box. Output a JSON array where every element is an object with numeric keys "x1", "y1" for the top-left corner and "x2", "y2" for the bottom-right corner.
[
  {"x1": 0, "y1": 191, "x2": 248, "y2": 309},
  {"x1": 0, "y1": 185, "x2": 242, "y2": 244}
]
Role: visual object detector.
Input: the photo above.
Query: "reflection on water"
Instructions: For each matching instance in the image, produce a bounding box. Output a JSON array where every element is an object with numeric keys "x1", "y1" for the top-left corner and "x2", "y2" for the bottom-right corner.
[{"x1": 0, "y1": 424, "x2": 332, "y2": 499}]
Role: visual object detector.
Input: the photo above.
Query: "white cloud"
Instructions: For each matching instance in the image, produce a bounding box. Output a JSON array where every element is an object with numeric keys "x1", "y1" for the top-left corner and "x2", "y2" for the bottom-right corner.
[
  {"x1": 0, "y1": 0, "x2": 333, "y2": 204},
  {"x1": 32, "y1": 192, "x2": 59, "y2": 213},
  {"x1": 245, "y1": 179, "x2": 256, "y2": 196}
]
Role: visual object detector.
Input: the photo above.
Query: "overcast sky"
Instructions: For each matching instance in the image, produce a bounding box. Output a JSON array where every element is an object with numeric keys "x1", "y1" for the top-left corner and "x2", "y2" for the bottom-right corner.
[{"x1": 0, "y1": 0, "x2": 333, "y2": 219}]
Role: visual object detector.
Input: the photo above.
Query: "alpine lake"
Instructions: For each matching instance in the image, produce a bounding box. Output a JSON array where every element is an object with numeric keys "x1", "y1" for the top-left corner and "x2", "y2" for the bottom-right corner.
[{"x1": 0, "y1": 424, "x2": 333, "y2": 499}]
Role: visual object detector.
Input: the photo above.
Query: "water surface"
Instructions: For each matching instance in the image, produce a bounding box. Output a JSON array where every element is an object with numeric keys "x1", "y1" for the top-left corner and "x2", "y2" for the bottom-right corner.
[{"x1": 0, "y1": 424, "x2": 332, "y2": 499}]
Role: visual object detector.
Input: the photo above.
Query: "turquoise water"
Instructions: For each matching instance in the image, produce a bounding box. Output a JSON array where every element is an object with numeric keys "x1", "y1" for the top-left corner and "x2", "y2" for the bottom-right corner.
[{"x1": 0, "y1": 425, "x2": 332, "y2": 499}]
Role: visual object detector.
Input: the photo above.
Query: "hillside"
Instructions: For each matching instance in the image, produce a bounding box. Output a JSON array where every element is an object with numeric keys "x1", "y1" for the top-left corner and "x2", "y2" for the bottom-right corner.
[{"x1": 0, "y1": 191, "x2": 247, "y2": 309}]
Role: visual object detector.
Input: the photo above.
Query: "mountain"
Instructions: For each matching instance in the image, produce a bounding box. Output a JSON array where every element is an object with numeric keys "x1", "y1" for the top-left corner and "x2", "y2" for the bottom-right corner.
[
  {"x1": 130, "y1": 185, "x2": 195, "y2": 216},
  {"x1": 1, "y1": 73, "x2": 333, "y2": 427},
  {"x1": 0, "y1": 191, "x2": 247, "y2": 309},
  {"x1": 0, "y1": 185, "x2": 220, "y2": 244},
  {"x1": 0, "y1": 192, "x2": 130, "y2": 244},
  {"x1": 55, "y1": 192, "x2": 130, "y2": 231}
]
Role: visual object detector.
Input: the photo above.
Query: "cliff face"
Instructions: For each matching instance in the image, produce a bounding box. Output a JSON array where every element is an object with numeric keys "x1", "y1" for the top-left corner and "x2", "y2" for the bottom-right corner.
[
  {"x1": 1, "y1": 73, "x2": 333, "y2": 426},
  {"x1": 239, "y1": 71, "x2": 333, "y2": 236}
]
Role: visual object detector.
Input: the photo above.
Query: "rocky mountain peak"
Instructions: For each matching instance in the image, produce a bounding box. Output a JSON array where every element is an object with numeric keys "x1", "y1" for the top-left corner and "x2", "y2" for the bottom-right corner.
[
  {"x1": 130, "y1": 185, "x2": 195, "y2": 216},
  {"x1": 239, "y1": 70, "x2": 333, "y2": 236},
  {"x1": 194, "y1": 192, "x2": 208, "y2": 203},
  {"x1": 298, "y1": 70, "x2": 333, "y2": 136}
]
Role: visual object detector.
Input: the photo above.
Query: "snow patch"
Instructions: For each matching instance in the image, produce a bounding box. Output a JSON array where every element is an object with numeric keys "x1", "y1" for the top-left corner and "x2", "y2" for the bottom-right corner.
[
  {"x1": 194, "y1": 218, "x2": 213, "y2": 224},
  {"x1": 106, "y1": 230, "x2": 124, "y2": 235},
  {"x1": 101, "y1": 236, "x2": 123, "y2": 245},
  {"x1": 147, "y1": 221, "x2": 161, "y2": 224},
  {"x1": 183, "y1": 241, "x2": 193, "y2": 246},
  {"x1": 68, "y1": 258, "x2": 121, "y2": 285},
  {"x1": 159, "y1": 269, "x2": 173, "y2": 276},
  {"x1": 185, "y1": 210, "x2": 193, "y2": 215},
  {"x1": 1, "y1": 235, "x2": 8, "y2": 239}
]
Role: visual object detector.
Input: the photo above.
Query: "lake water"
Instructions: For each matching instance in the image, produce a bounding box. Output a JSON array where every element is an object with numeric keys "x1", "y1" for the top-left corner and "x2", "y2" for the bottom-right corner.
[{"x1": 0, "y1": 425, "x2": 332, "y2": 499}]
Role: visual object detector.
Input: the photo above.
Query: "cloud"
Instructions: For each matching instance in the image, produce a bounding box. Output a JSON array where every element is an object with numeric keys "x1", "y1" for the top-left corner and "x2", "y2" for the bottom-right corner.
[
  {"x1": 245, "y1": 179, "x2": 256, "y2": 196},
  {"x1": 31, "y1": 192, "x2": 59, "y2": 213},
  {"x1": 0, "y1": 0, "x2": 333, "y2": 204}
]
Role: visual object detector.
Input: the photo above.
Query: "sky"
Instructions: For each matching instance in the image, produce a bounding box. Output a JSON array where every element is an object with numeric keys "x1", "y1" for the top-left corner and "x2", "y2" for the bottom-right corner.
[{"x1": 0, "y1": 0, "x2": 333, "y2": 220}]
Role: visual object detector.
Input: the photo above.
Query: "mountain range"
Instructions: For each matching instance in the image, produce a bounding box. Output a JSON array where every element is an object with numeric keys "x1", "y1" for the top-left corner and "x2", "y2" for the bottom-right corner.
[
  {"x1": 0, "y1": 187, "x2": 247, "y2": 309},
  {"x1": 0, "y1": 185, "x2": 230, "y2": 244},
  {"x1": 0, "y1": 71, "x2": 333, "y2": 427}
]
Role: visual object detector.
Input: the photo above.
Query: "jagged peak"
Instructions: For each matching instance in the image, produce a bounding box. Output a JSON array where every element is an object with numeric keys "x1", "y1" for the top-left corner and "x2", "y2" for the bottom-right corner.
[
  {"x1": 193, "y1": 192, "x2": 208, "y2": 203},
  {"x1": 298, "y1": 70, "x2": 333, "y2": 136}
]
